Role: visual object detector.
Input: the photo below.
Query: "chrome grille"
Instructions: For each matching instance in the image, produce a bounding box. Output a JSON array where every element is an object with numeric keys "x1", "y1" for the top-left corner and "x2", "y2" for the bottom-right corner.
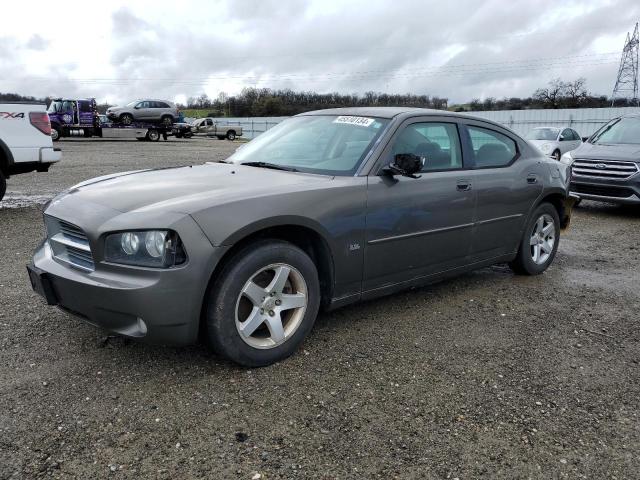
[
  {"x1": 45, "y1": 217, "x2": 94, "y2": 272},
  {"x1": 572, "y1": 159, "x2": 639, "y2": 179}
]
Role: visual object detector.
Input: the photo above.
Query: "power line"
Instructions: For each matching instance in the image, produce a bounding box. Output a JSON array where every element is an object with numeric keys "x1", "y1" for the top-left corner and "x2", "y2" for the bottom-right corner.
[{"x1": 16, "y1": 52, "x2": 620, "y2": 87}]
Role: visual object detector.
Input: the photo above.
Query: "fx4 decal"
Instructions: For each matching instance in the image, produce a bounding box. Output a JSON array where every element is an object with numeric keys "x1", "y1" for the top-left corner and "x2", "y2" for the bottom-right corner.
[{"x1": 0, "y1": 112, "x2": 25, "y2": 119}]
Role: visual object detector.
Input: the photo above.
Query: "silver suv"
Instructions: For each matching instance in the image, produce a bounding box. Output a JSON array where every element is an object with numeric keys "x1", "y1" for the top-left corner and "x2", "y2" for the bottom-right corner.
[{"x1": 106, "y1": 100, "x2": 178, "y2": 126}]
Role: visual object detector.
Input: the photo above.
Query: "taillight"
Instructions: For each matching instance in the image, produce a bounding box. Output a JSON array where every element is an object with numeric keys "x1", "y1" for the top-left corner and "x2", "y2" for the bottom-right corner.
[{"x1": 29, "y1": 112, "x2": 52, "y2": 136}]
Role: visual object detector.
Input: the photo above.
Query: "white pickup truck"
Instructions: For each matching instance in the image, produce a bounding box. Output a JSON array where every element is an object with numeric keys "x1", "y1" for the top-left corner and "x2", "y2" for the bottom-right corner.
[{"x1": 0, "y1": 103, "x2": 61, "y2": 201}]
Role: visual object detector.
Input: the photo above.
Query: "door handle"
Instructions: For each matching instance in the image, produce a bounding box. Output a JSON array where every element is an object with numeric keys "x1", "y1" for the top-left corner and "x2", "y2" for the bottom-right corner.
[
  {"x1": 527, "y1": 174, "x2": 538, "y2": 184},
  {"x1": 456, "y1": 181, "x2": 472, "y2": 191}
]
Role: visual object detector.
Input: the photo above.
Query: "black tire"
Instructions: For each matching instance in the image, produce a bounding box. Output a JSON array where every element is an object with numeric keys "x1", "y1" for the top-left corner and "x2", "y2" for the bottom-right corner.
[
  {"x1": 226, "y1": 130, "x2": 236, "y2": 141},
  {"x1": 204, "y1": 240, "x2": 321, "y2": 367},
  {"x1": 552, "y1": 150, "x2": 561, "y2": 161},
  {"x1": 146, "y1": 129, "x2": 160, "y2": 141},
  {"x1": 120, "y1": 113, "x2": 134, "y2": 125},
  {"x1": 509, "y1": 203, "x2": 560, "y2": 275},
  {"x1": 161, "y1": 115, "x2": 174, "y2": 127},
  {"x1": 51, "y1": 125, "x2": 61, "y2": 142},
  {"x1": 0, "y1": 170, "x2": 6, "y2": 202},
  {"x1": 83, "y1": 128, "x2": 93, "y2": 138},
  {"x1": 216, "y1": 135, "x2": 225, "y2": 140}
]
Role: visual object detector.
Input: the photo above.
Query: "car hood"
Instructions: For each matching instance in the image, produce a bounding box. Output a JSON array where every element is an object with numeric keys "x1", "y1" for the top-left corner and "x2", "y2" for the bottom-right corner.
[
  {"x1": 573, "y1": 142, "x2": 640, "y2": 162},
  {"x1": 55, "y1": 163, "x2": 334, "y2": 214}
]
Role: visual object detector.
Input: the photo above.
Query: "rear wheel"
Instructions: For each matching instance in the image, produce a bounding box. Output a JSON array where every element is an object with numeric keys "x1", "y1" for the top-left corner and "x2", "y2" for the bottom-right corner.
[
  {"x1": 226, "y1": 130, "x2": 236, "y2": 141},
  {"x1": 0, "y1": 170, "x2": 6, "y2": 201},
  {"x1": 509, "y1": 203, "x2": 560, "y2": 275},
  {"x1": 204, "y1": 240, "x2": 320, "y2": 367},
  {"x1": 161, "y1": 115, "x2": 174, "y2": 127}
]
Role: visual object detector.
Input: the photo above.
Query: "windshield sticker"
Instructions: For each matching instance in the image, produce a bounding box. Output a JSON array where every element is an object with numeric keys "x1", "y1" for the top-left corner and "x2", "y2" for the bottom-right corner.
[{"x1": 333, "y1": 116, "x2": 376, "y2": 127}]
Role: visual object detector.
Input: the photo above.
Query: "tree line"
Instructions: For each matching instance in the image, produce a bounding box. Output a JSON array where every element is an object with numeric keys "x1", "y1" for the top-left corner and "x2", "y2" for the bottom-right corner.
[
  {"x1": 185, "y1": 89, "x2": 449, "y2": 116},
  {"x1": 1, "y1": 78, "x2": 636, "y2": 117}
]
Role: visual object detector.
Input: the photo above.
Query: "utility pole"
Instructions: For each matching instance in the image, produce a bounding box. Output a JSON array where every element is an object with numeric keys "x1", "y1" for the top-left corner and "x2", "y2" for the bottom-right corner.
[{"x1": 611, "y1": 22, "x2": 639, "y2": 106}]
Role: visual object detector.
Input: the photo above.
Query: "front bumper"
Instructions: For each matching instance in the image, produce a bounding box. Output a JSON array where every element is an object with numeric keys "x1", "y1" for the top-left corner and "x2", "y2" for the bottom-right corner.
[
  {"x1": 28, "y1": 211, "x2": 227, "y2": 346},
  {"x1": 570, "y1": 174, "x2": 640, "y2": 204}
]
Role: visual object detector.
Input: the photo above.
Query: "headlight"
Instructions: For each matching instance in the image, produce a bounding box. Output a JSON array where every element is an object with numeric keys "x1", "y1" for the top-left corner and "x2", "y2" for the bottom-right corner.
[
  {"x1": 540, "y1": 143, "x2": 552, "y2": 153},
  {"x1": 560, "y1": 151, "x2": 574, "y2": 166},
  {"x1": 104, "y1": 230, "x2": 187, "y2": 268}
]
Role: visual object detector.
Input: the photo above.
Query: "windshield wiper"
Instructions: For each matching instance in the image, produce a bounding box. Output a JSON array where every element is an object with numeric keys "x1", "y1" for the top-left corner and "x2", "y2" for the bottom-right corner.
[{"x1": 241, "y1": 161, "x2": 299, "y2": 172}]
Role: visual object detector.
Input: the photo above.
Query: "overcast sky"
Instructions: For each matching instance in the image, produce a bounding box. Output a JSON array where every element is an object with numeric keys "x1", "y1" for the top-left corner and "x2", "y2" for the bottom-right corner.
[{"x1": 1, "y1": 0, "x2": 639, "y2": 105}]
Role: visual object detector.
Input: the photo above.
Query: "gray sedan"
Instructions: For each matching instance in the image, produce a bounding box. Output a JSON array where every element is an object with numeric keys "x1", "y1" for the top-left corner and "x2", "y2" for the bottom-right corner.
[{"x1": 28, "y1": 108, "x2": 573, "y2": 366}]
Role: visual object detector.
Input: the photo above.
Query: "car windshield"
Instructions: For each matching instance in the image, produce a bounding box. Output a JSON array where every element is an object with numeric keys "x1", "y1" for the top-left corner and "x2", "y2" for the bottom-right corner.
[
  {"x1": 228, "y1": 115, "x2": 389, "y2": 175},
  {"x1": 591, "y1": 117, "x2": 640, "y2": 145},
  {"x1": 526, "y1": 128, "x2": 559, "y2": 141},
  {"x1": 47, "y1": 101, "x2": 63, "y2": 113}
]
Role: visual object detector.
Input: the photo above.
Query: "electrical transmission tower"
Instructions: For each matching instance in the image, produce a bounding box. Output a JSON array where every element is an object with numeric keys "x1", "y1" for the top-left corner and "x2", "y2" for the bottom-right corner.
[{"x1": 611, "y1": 22, "x2": 639, "y2": 106}]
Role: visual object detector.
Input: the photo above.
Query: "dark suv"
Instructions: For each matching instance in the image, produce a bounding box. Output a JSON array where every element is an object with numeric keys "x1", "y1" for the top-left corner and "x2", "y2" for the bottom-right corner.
[{"x1": 564, "y1": 113, "x2": 640, "y2": 204}]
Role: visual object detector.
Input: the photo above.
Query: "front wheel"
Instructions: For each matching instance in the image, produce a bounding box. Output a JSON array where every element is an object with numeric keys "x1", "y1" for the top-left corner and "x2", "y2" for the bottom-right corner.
[
  {"x1": 204, "y1": 240, "x2": 320, "y2": 367},
  {"x1": 51, "y1": 125, "x2": 61, "y2": 141},
  {"x1": 509, "y1": 203, "x2": 560, "y2": 275},
  {"x1": 120, "y1": 113, "x2": 134, "y2": 125},
  {"x1": 146, "y1": 129, "x2": 160, "y2": 141}
]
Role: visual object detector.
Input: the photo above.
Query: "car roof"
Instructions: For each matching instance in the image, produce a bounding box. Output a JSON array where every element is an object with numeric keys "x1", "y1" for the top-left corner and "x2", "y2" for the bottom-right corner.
[{"x1": 296, "y1": 106, "x2": 516, "y2": 135}]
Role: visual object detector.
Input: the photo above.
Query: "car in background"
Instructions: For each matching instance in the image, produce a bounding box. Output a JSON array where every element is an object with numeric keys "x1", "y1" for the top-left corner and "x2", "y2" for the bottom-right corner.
[
  {"x1": 190, "y1": 118, "x2": 243, "y2": 140},
  {"x1": 28, "y1": 107, "x2": 573, "y2": 366},
  {"x1": 0, "y1": 102, "x2": 60, "y2": 201},
  {"x1": 525, "y1": 127, "x2": 582, "y2": 161},
  {"x1": 562, "y1": 113, "x2": 640, "y2": 204},
  {"x1": 106, "y1": 100, "x2": 178, "y2": 126}
]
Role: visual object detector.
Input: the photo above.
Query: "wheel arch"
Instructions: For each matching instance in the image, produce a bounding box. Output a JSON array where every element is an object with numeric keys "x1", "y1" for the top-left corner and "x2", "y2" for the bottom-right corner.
[
  {"x1": 201, "y1": 220, "x2": 336, "y2": 324},
  {"x1": 0, "y1": 138, "x2": 13, "y2": 177},
  {"x1": 537, "y1": 190, "x2": 572, "y2": 229}
]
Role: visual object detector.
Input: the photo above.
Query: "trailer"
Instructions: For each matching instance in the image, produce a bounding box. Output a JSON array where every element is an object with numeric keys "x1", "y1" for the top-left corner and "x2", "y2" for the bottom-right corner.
[{"x1": 47, "y1": 98, "x2": 173, "y2": 141}]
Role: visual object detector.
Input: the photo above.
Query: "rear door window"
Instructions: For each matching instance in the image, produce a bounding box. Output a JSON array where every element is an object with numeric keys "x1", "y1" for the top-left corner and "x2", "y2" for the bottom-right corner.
[{"x1": 467, "y1": 126, "x2": 518, "y2": 168}]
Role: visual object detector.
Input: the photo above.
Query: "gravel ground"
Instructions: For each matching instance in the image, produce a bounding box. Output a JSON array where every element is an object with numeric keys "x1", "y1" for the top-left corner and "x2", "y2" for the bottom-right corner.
[{"x1": 1, "y1": 138, "x2": 639, "y2": 479}]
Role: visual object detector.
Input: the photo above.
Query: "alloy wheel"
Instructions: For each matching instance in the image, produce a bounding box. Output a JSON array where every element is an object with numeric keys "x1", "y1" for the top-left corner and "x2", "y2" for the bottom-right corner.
[
  {"x1": 529, "y1": 213, "x2": 555, "y2": 265},
  {"x1": 235, "y1": 263, "x2": 308, "y2": 349}
]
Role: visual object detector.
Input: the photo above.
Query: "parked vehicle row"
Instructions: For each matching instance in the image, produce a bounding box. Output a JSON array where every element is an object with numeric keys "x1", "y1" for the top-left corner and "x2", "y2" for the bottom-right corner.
[
  {"x1": 0, "y1": 102, "x2": 60, "y2": 201},
  {"x1": 28, "y1": 107, "x2": 573, "y2": 367}
]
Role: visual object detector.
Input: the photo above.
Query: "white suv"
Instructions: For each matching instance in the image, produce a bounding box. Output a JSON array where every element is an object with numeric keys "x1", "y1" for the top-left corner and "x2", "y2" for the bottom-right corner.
[{"x1": 0, "y1": 103, "x2": 61, "y2": 201}]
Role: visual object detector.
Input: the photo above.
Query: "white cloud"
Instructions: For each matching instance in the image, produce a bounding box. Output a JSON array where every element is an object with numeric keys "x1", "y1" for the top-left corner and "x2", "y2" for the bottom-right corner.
[{"x1": 1, "y1": 0, "x2": 638, "y2": 104}]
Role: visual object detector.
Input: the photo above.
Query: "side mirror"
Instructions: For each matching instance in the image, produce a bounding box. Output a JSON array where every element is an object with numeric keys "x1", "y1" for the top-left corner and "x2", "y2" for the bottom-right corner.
[
  {"x1": 559, "y1": 135, "x2": 566, "y2": 141},
  {"x1": 581, "y1": 136, "x2": 589, "y2": 142},
  {"x1": 385, "y1": 153, "x2": 424, "y2": 179}
]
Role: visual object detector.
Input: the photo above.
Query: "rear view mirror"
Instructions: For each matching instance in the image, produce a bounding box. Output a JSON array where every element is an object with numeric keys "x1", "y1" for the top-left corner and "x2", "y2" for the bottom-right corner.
[{"x1": 385, "y1": 153, "x2": 423, "y2": 179}]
